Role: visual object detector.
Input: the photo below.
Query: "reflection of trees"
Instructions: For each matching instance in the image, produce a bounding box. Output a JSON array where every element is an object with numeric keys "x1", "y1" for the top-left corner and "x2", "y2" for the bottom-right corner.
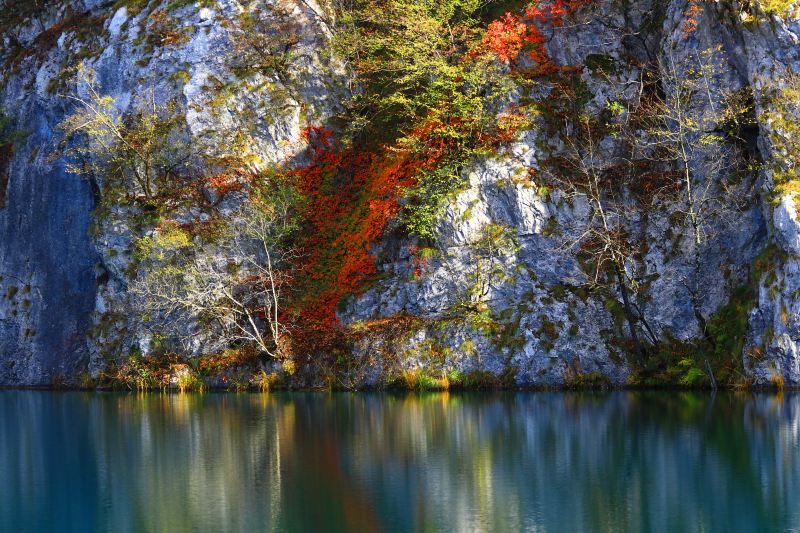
[
  {"x1": 0, "y1": 392, "x2": 799, "y2": 531},
  {"x1": 0, "y1": 393, "x2": 288, "y2": 532}
]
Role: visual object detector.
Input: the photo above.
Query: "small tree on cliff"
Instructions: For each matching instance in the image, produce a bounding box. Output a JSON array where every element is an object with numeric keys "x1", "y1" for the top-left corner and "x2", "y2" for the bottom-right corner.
[
  {"x1": 760, "y1": 70, "x2": 800, "y2": 196},
  {"x1": 468, "y1": 223, "x2": 520, "y2": 306},
  {"x1": 544, "y1": 110, "x2": 659, "y2": 365},
  {"x1": 132, "y1": 180, "x2": 300, "y2": 359},
  {"x1": 222, "y1": 1, "x2": 308, "y2": 104},
  {"x1": 630, "y1": 48, "x2": 757, "y2": 343},
  {"x1": 58, "y1": 64, "x2": 192, "y2": 203},
  {"x1": 331, "y1": 0, "x2": 517, "y2": 239}
]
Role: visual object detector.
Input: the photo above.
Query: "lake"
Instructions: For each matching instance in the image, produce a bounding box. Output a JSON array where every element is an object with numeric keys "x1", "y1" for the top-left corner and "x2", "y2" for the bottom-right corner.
[{"x1": 0, "y1": 391, "x2": 798, "y2": 532}]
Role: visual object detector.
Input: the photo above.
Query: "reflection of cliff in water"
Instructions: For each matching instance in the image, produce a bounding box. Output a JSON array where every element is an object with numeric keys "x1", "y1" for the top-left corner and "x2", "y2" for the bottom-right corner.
[{"x1": 1, "y1": 392, "x2": 798, "y2": 532}]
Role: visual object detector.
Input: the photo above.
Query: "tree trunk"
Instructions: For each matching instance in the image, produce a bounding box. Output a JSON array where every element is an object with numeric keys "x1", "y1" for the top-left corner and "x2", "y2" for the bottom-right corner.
[{"x1": 614, "y1": 263, "x2": 646, "y2": 367}]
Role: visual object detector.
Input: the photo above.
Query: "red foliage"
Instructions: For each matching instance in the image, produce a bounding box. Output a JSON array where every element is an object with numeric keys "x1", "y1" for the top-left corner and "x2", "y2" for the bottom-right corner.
[
  {"x1": 478, "y1": 0, "x2": 594, "y2": 75},
  {"x1": 524, "y1": 0, "x2": 590, "y2": 26},
  {"x1": 483, "y1": 13, "x2": 529, "y2": 64},
  {"x1": 405, "y1": 245, "x2": 431, "y2": 278},
  {"x1": 282, "y1": 5, "x2": 584, "y2": 354},
  {"x1": 682, "y1": 0, "x2": 703, "y2": 38},
  {"x1": 286, "y1": 117, "x2": 471, "y2": 351},
  {"x1": 494, "y1": 105, "x2": 530, "y2": 143},
  {"x1": 207, "y1": 171, "x2": 245, "y2": 196},
  {"x1": 198, "y1": 348, "x2": 258, "y2": 375}
]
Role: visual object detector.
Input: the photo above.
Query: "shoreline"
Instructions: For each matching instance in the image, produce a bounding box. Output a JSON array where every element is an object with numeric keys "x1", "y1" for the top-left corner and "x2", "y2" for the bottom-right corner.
[{"x1": 1, "y1": 384, "x2": 795, "y2": 393}]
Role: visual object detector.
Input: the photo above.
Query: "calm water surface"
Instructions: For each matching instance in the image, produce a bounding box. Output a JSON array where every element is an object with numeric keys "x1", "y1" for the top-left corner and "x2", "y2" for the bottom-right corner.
[{"x1": 1, "y1": 391, "x2": 799, "y2": 532}]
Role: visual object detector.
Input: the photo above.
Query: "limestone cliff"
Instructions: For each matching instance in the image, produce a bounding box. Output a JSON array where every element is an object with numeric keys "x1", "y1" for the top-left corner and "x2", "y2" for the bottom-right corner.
[{"x1": 1, "y1": 0, "x2": 798, "y2": 388}]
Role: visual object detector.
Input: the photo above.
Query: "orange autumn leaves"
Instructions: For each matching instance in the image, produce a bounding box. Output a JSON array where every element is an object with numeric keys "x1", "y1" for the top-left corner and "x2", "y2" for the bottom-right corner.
[
  {"x1": 479, "y1": 0, "x2": 592, "y2": 74},
  {"x1": 482, "y1": 12, "x2": 530, "y2": 64},
  {"x1": 290, "y1": 122, "x2": 451, "y2": 331},
  {"x1": 682, "y1": 0, "x2": 704, "y2": 38}
]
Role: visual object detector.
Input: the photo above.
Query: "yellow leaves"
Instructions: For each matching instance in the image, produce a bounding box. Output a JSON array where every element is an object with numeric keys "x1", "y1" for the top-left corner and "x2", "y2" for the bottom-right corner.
[
  {"x1": 281, "y1": 359, "x2": 296, "y2": 375},
  {"x1": 475, "y1": 223, "x2": 519, "y2": 256},
  {"x1": 606, "y1": 100, "x2": 625, "y2": 116},
  {"x1": 134, "y1": 224, "x2": 192, "y2": 263},
  {"x1": 256, "y1": 369, "x2": 281, "y2": 391},
  {"x1": 773, "y1": 176, "x2": 800, "y2": 213},
  {"x1": 698, "y1": 132, "x2": 724, "y2": 146},
  {"x1": 154, "y1": 225, "x2": 193, "y2": 251},
  {"x1": 771, "y1": 365, "x2": 785, "y2": 390},
  {"x1": 97, "y1": 95, "x2": 115, "y2": 107},
  {"x1": 758, "y1": 0, "x2": 796, "y2": 17},
  {"x1": 60, "y1": 64, "x2": 191, "y2": 201},
  {"x1": 762, "y1": 72, "x2": 800, "y2": 205}
]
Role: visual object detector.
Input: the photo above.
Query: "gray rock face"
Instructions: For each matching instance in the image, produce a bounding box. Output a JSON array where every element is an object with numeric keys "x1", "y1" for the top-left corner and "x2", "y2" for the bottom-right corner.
[
  {"x1": 703, "y1": 4, "x2": 800, "y2": 386},
  {"x1": 0, "y1": 100, "x2": 96, "y2": 384},
  {"x1": 340, "y1": 0, "x2": 771, "y2": 386},
  {"x1": 0, "y1": 0, "x2": 797, "y2": 386},
  {"x1": 0, "y1": 0, "x2": 338, "y2": 384}
]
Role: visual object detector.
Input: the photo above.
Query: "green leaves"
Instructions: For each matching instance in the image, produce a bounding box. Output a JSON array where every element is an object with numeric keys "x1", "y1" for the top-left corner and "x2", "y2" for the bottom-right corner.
[
  {"x1": 335, "y1": 0, "x2": 510, "y2": 143},
  {"x1": 678, "y1": 359, "x2": 705, "y2": 386},
  {"x1": 400, "y1": 163, "x2": 466, "y2": 240},
  {"x1": 0, "y1": 108, "x2": 29, "y2": 147},
  {"x1": 331, "y1": 0, "x2": 519, "y2": 238}
]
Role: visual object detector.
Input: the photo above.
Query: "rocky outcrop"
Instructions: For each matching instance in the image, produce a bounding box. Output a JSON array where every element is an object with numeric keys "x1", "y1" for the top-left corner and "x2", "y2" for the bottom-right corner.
[
  {"x1": 0, "y1": 5, "x2": 98, "y2": 383},
  {"x1": 1, "y1": 0, "x2": 800, "y2": 387},
  {"x1": 0, "y1": 0, "x2": 339, "y2": 385},
  {"x1": 341, "y1": 0, "x2": 771, "y2": 387}
]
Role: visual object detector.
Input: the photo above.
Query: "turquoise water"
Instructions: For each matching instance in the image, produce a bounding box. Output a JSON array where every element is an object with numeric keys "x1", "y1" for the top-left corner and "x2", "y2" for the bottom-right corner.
[{"x1": 0, "y1": 391, "x2": 798, "y2": 532}]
